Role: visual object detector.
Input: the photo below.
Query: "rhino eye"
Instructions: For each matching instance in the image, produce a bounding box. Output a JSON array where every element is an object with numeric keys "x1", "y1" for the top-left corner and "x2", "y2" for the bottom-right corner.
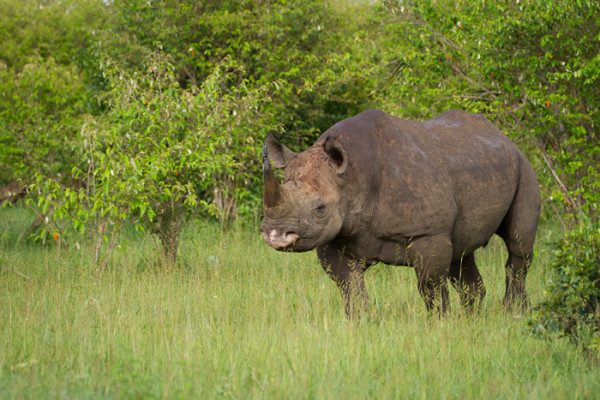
[{"x1": 315, "y1": 204, "x2": 327, "y2": 213}]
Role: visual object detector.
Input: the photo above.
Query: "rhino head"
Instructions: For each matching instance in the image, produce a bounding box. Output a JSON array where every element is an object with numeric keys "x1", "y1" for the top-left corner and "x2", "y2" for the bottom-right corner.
[{"x1": 260, "y1": 133, "x2": 349, "y2": 252}]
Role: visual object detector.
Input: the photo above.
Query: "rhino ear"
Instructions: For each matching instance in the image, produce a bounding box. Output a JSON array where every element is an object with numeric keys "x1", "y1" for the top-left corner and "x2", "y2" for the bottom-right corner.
[
  {"x1": 324, "y1": 136, "x2": 348, "y2": 175},
  {"x1": 263, "y1": 133, "x2": 297, "y2": 168}
]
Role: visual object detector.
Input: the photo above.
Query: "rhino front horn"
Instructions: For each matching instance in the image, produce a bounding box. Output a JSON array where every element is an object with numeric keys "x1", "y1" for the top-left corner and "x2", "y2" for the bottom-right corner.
[
  {"x1": 263, "y1": 161, "x2": 282, "y2": 208},
  {"x1": 262, "y1": 138, "x2": 283, "y2": 208}
]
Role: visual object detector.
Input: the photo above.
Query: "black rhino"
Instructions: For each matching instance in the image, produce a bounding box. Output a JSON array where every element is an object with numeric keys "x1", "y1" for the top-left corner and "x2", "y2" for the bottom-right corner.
[{"x1": 260, "y1": 110, "x2": 541, "y2": 317}]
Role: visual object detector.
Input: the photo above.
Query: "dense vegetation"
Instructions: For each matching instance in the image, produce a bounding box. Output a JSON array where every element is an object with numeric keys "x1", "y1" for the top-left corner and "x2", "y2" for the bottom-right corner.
[{"x1": 1, "y1": 0, "x2": 599, "y2": 393}]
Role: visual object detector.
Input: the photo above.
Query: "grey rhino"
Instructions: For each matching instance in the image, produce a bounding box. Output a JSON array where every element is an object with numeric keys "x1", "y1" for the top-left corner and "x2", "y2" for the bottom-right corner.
[{"x1": 260, "y1": 109, "x2": 541, "y2": 317}]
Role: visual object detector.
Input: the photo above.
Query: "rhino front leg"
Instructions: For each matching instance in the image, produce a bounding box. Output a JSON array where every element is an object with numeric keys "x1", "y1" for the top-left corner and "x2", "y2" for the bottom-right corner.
[
  {"x1": 408, "y1": 235, "x2": 453, "y2": 314},
  {"x1": 317, "y1": 244, "x2": 369, "y2": 319}
]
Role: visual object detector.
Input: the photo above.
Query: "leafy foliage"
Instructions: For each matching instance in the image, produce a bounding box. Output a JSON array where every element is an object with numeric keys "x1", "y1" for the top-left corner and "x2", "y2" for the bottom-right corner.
[
  {"x1": 0, "y1": 0, "x2": 106, "y2": 186},
  {"x1": 531, "y1": 219, "x2": 600, "y2": 356},
  {"x1": 0, "y1": 0, "x2": 105, "y2": 71},
  {"x1": 0, "y1": 56, "x2": 86, "y2": 185},
  {"x1": 30, "y1": 50, "x2": 276, "y2": 263},
  {"x1": 100, "y1": 0, "x2": 370, "y2": 147}
]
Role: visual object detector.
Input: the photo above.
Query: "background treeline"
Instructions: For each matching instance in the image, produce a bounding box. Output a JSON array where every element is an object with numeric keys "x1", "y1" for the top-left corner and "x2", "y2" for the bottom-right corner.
[{"x1": 0, "y1": 0, "x2": 599, "y2": 344}]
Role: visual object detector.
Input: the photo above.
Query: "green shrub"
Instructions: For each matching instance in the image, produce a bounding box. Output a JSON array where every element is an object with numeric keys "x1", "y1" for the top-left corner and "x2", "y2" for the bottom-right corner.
[
  {"x1": 0, "y1": 56, "x2": 87, "y2": 185},
  {"x1": 0, "y1": 0, "x2": 108, "y2": 186},
  {"x1": 28, "y1": 49, "x2": 276, "y2": 265},
  {"x1": 532, "y1": 219, "x2": 600, "y2": 356}
]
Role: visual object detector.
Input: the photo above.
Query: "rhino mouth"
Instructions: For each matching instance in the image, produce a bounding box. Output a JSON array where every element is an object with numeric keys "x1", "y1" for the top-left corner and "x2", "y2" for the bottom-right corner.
[
  {"x1": 261, "y1": 229, "x2": 300, "y2": 251},
  {"x1": 260, "y1": 228, "x2": 320, "y2": 253}
]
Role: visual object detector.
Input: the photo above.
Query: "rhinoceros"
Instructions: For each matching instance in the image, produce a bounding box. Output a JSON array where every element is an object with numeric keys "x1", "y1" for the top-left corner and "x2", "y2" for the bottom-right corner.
[{"x1": 260, "y1": 109, "x2": 540, "y2": 317}]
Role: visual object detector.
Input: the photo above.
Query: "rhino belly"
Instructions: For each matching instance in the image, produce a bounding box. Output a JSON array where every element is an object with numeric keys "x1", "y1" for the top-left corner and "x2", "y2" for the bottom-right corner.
[{"x1": 450, "y1": 186, "x2": 515, "y2": 259}]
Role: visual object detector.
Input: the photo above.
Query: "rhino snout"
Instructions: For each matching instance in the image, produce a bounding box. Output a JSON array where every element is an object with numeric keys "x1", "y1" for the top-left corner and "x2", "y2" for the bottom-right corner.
[{"x1": 261, "y1": 229, "x2": 299, "y2": 250}]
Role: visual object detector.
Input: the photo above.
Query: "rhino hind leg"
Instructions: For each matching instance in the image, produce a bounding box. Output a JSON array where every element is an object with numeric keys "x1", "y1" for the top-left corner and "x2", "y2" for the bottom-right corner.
[
  {"x1": 497, "y1": 163, "x2": 541, "y2": 313},
  {"x1": 448, "y1": 253, "x2": 486, "y2": 311},
  {"x1": 501, "y1": 252, "x2": 531, "y2": 313},
  {"x1": 497, "y1": 228, "x2": 534, "y2": 313}
]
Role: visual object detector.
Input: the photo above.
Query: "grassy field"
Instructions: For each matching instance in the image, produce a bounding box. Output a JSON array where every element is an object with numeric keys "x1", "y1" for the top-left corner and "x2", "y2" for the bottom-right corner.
[{"x1": 1, "y1": 206, "x2": 598, "y2": 399}]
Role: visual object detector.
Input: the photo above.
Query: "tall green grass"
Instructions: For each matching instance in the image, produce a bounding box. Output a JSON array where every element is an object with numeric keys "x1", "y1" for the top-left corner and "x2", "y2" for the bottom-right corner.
[{"x1": 1, "y1": 206, "x2": 598, "y2": 399}]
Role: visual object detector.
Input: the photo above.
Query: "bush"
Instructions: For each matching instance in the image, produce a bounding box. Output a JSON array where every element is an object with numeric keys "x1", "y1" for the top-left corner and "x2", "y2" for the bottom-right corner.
[
  {"x1": 531, "y1": 219, "x2": 600, "y2": 356},
  {"x1": 101, "y1": 0, "x2": 373, "y2": 147},
  {"x1": 29, "y1": 49, "x2": 277, "y2": 265},
  {"x1": 0, "y1": 0, "x2": 108, "y2": 187},
  {"x1": 0, "y1": 56, "x2": 87, "y2": 186}
]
